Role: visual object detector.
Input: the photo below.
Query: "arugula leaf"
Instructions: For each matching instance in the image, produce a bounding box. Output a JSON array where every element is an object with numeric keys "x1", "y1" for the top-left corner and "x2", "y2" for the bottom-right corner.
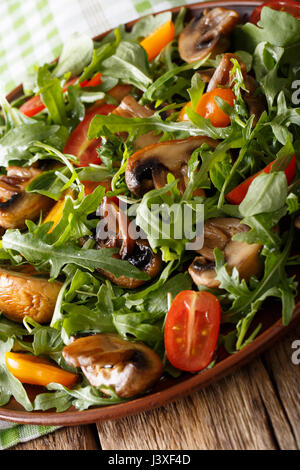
[
  {"x1": 34, "y1": 390, "x2": 73, "y2": 412},
  {"x1": 37, "y1": 66, "x2": 68, "y2": 126},
  {"x1": 113, "y1": 311, "x2": 163, "y2": 347},
  {"x1": 2, "y1": 226, "x2": 150, "y2": 281},
  {"x1": 141, "y1": 58, "x2": 208, "y2": 104},
  {"x1": 239, "y1": 171, "x2": 288, "y2": 217},
  {"x1": 0, "y1": 122, "x2": 67, "y2": 167},
  {"x1": 258, "y1": 7, "x2": 300, "y2": 47},
  {"x1": 44, "y1": 382, "x2": 125, "y2": 410},
  {"x1": 135, "y1": 179, "x2": 194, "y2": 261},
  {"x1": 234, "y1": 7, "x2": 300, "y2": 52},
  {"x1": 0, "y1": 338, "x2": 33, "y2": 410},
  {"x1": 188, "y1": 73, "x2": 205, "y2": 110},
  {"x1": 31, "y1": 325, "x2": 64, "y2": 356},
  {"x1": 233, "y1": 208, "x2": 286, "y2": 249},
  {"x1": 0, "y1": 315, "x2": 28, "y2": 340},
  {"x1": 80, "y1": 29, "x2": 121, "y2": 82},
  {"x1": 126, "y1": 12, "x2": 172, "y2": 41},
  {"x1": 101, "y1": 41, "x2": 152, "y2": 92},
  {"x1": 144, "y1": 273, "x2": 192, "y2": 316},
  {"x1": 62, "y1": 300, "x2": 115, "y2": 338},
  {"x1": 53, "y1": 33, "x2": 94, "y2": 78},
  {"x1": 88, "y1": 112, "x2": 220, "y2": 141}
]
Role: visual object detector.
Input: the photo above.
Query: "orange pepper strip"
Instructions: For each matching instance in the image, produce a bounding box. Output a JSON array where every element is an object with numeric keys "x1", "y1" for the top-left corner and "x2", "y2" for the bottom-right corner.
[
  {"x1": 43, "y1": 188, "x2": 74, "y2": 232},
  {"x1": 44, "y1": 197, "x2": 66, "y2": 232},
  {"x1": 140, "y1": 19, "x2": 175, "y2": 61},
  {"x1": 178, "y1": 101, "x2": 192, "y2": 122},
  {"x1": 5, "y1": 352, "x2": 78, "y2": 387}
]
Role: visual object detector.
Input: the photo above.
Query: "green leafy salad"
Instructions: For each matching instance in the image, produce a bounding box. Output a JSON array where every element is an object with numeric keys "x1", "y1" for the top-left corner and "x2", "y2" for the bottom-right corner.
[{"x1": 0, "y1": 4, "x2": 300, "y2": 413}]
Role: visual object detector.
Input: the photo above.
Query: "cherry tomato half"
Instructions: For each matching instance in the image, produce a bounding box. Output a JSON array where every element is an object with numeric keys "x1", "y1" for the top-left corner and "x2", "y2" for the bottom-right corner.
[
  {"x1": 63, "y1": 103, "x2": 116, "y2": 167},
  {"x1": 196, "y1": 88, "x2": 235, "y2": 128},
  {"x1": 249, "y1": 1, "x2": 300, "y2": 24},
  {"x1": 164, "y1": 291, "x2": 221, "y2": 372}
]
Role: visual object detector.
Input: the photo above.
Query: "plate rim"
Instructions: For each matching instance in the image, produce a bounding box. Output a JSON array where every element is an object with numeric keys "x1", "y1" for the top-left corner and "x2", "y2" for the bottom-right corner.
[{"x1": 2, "y1": 0, "x2": 297, "y2": 426}]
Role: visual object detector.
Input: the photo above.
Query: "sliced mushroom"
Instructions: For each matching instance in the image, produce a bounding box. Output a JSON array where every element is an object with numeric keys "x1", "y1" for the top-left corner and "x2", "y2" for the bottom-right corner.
[
  {"x1": 63, "y1": 334, "x2": 163, "y2": 398},
  {"x1": 206, "y1": 53, "x2": 246, "y2": 92},
  {"x1": 188, "y1": 217, "x2": 262, "y2": 288},
  {"x1": 113, "y1": 95, "x2": 153, "y2": 119},
  {"x1": 178, "y1": 7, "x2": 240, "y2": 63},
  {"x1": 206, "y1": 54, "x2": 265, "y2": 125},
  {"x1": 198, "y1": 68, "x2": 215, "y2": 83},
  {"x1": 113, "y1": 95, "x2": 160, "y2": 150},
  {"x1": 0, "y1": 268, "x2": 62, "y2": 323},
  {"x1": 96, "y1": 197, "x2": 162, "y2": 288},
  {"x1": 0, "y1": 166, "x2": 53, "y2": 229},
  {"x1": 96, "y1": 196, "x2": 135, "y2": 258},
  {"x1": 125, "y1": 136, "x2": 217, "y2": 197},
  {"x1": 108, "y1": 84, "x2": 132, "y2": 102}
]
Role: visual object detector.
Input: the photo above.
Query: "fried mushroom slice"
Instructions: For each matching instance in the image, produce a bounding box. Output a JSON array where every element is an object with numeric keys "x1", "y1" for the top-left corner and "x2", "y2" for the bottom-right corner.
[
  {"x1": 0, "y1": 268, "x2": 62, "y2": 323},
  {"x1": 178, "y1": 7, "x2": 240, "y2": 63},
  {"x1": 113, "y1": 95, "x2": 160, "y2": 150},
  {"x1": 63, "y1": 334, "x2": 163, "y2": 398},
  {"x1": 206, "y1": 53, "x2": 246, "y2": 92},
  {"x1": 0, "y1": 166, "x2": 53, "y2": 229},
  {"x1": 206, "y1": 53, "x2": 265, "y2": 125},
  {"x1": 96, "y1": 197, "x2": 162, "y2": 288},
  {"x1": 188, "y1": 218, "x2": 262, "y2": 288},
  {"x1": 125, "y1": 136, "x2": 217, "y2": 197}
]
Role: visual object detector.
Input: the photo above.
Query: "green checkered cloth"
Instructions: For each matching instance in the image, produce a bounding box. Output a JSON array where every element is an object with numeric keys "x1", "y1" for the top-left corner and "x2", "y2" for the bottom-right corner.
[
  {"x1": 0, "y1": 0, "x2": 203, "y2": 450},
  {"x1": 0, "y1": 422, "x2": 59, "y2": 449},
  {"x1": 0, "y1": 0, "x2": 196, "y2": 95}
]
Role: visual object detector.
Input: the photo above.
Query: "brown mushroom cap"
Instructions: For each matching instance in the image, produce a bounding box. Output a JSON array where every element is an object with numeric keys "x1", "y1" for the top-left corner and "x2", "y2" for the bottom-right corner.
[
  {"x1": 125, "y1": 136, "x2": 217, "y2": 197},
  {"x1": 96, "y1": 198, "x2": 162, "y2": 288},
  {"x1": 113, "y1": 95, "x2": 160, "y2": 150},
  {"x1": 189, "y1": 217, "x2": 262, "y2": 288},
  {"x1": 0, "y1": 166, "x2": 53, "y2": 229},
  {"x1": 206, "y1": 52, "x2": 246, "y2": 92},
  {"x1": 97, "y1": 239, "x2": 162, "y2": 289},
  {"x1": 178, "y1": 7, "x2": 240, "y2": 64},
  {"x1": 0, "y1": 268, "x2": 62, "y2": 323},
  {"x1": 63, "y1": 334, "x2": 163, "y2": 398}
]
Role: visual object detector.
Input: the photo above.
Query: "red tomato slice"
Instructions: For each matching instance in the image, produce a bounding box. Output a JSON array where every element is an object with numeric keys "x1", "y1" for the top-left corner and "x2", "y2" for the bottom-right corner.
[
  {"x1": 80, "y1": 72, "x2": 102, "y2": 88},
  {"x1": 83, "y1": 179, "x2": 119, "y2": 205},
  {"x1": 64, "y1": 103, "x2": 116, "y2": 167},
  {"x1": 19, "y1": 94, "x2": 46, "y2": 118},
  {"x1": 82, "y1": 178, "x2": 115, "y2": 200},
  {"x1": 20, "y1": 77, "x2": 78, "y2": 117},
  {"x1": 20, "y1": 74, "x2": 102, "y2": 118},
  {"x1": 164, "y1": 291, "x2": 221, "y2": 372},
  {"x1": 226, "y1": 155, "x2": 297, "y2": 205},
  {"x1": 249, "y1": 1, "x2": 300, "y2": 24}
]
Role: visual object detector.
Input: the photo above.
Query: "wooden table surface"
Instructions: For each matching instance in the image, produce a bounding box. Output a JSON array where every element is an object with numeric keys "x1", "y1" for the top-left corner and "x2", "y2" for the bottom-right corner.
[{"x1": 11, "y1": 325, "x2": 300, "y2": 450}]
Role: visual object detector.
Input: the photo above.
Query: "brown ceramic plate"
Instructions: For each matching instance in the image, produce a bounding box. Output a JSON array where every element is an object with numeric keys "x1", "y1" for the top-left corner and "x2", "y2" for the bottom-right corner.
[{"x1": 1, "y1": 0, "x2": 299, "y2": 426}]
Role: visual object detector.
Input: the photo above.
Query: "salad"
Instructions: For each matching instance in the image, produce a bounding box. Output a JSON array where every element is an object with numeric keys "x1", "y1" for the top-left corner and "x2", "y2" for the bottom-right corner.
[{"x1": 0, "y1": 1, "x2": 300, "y2": 413}]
